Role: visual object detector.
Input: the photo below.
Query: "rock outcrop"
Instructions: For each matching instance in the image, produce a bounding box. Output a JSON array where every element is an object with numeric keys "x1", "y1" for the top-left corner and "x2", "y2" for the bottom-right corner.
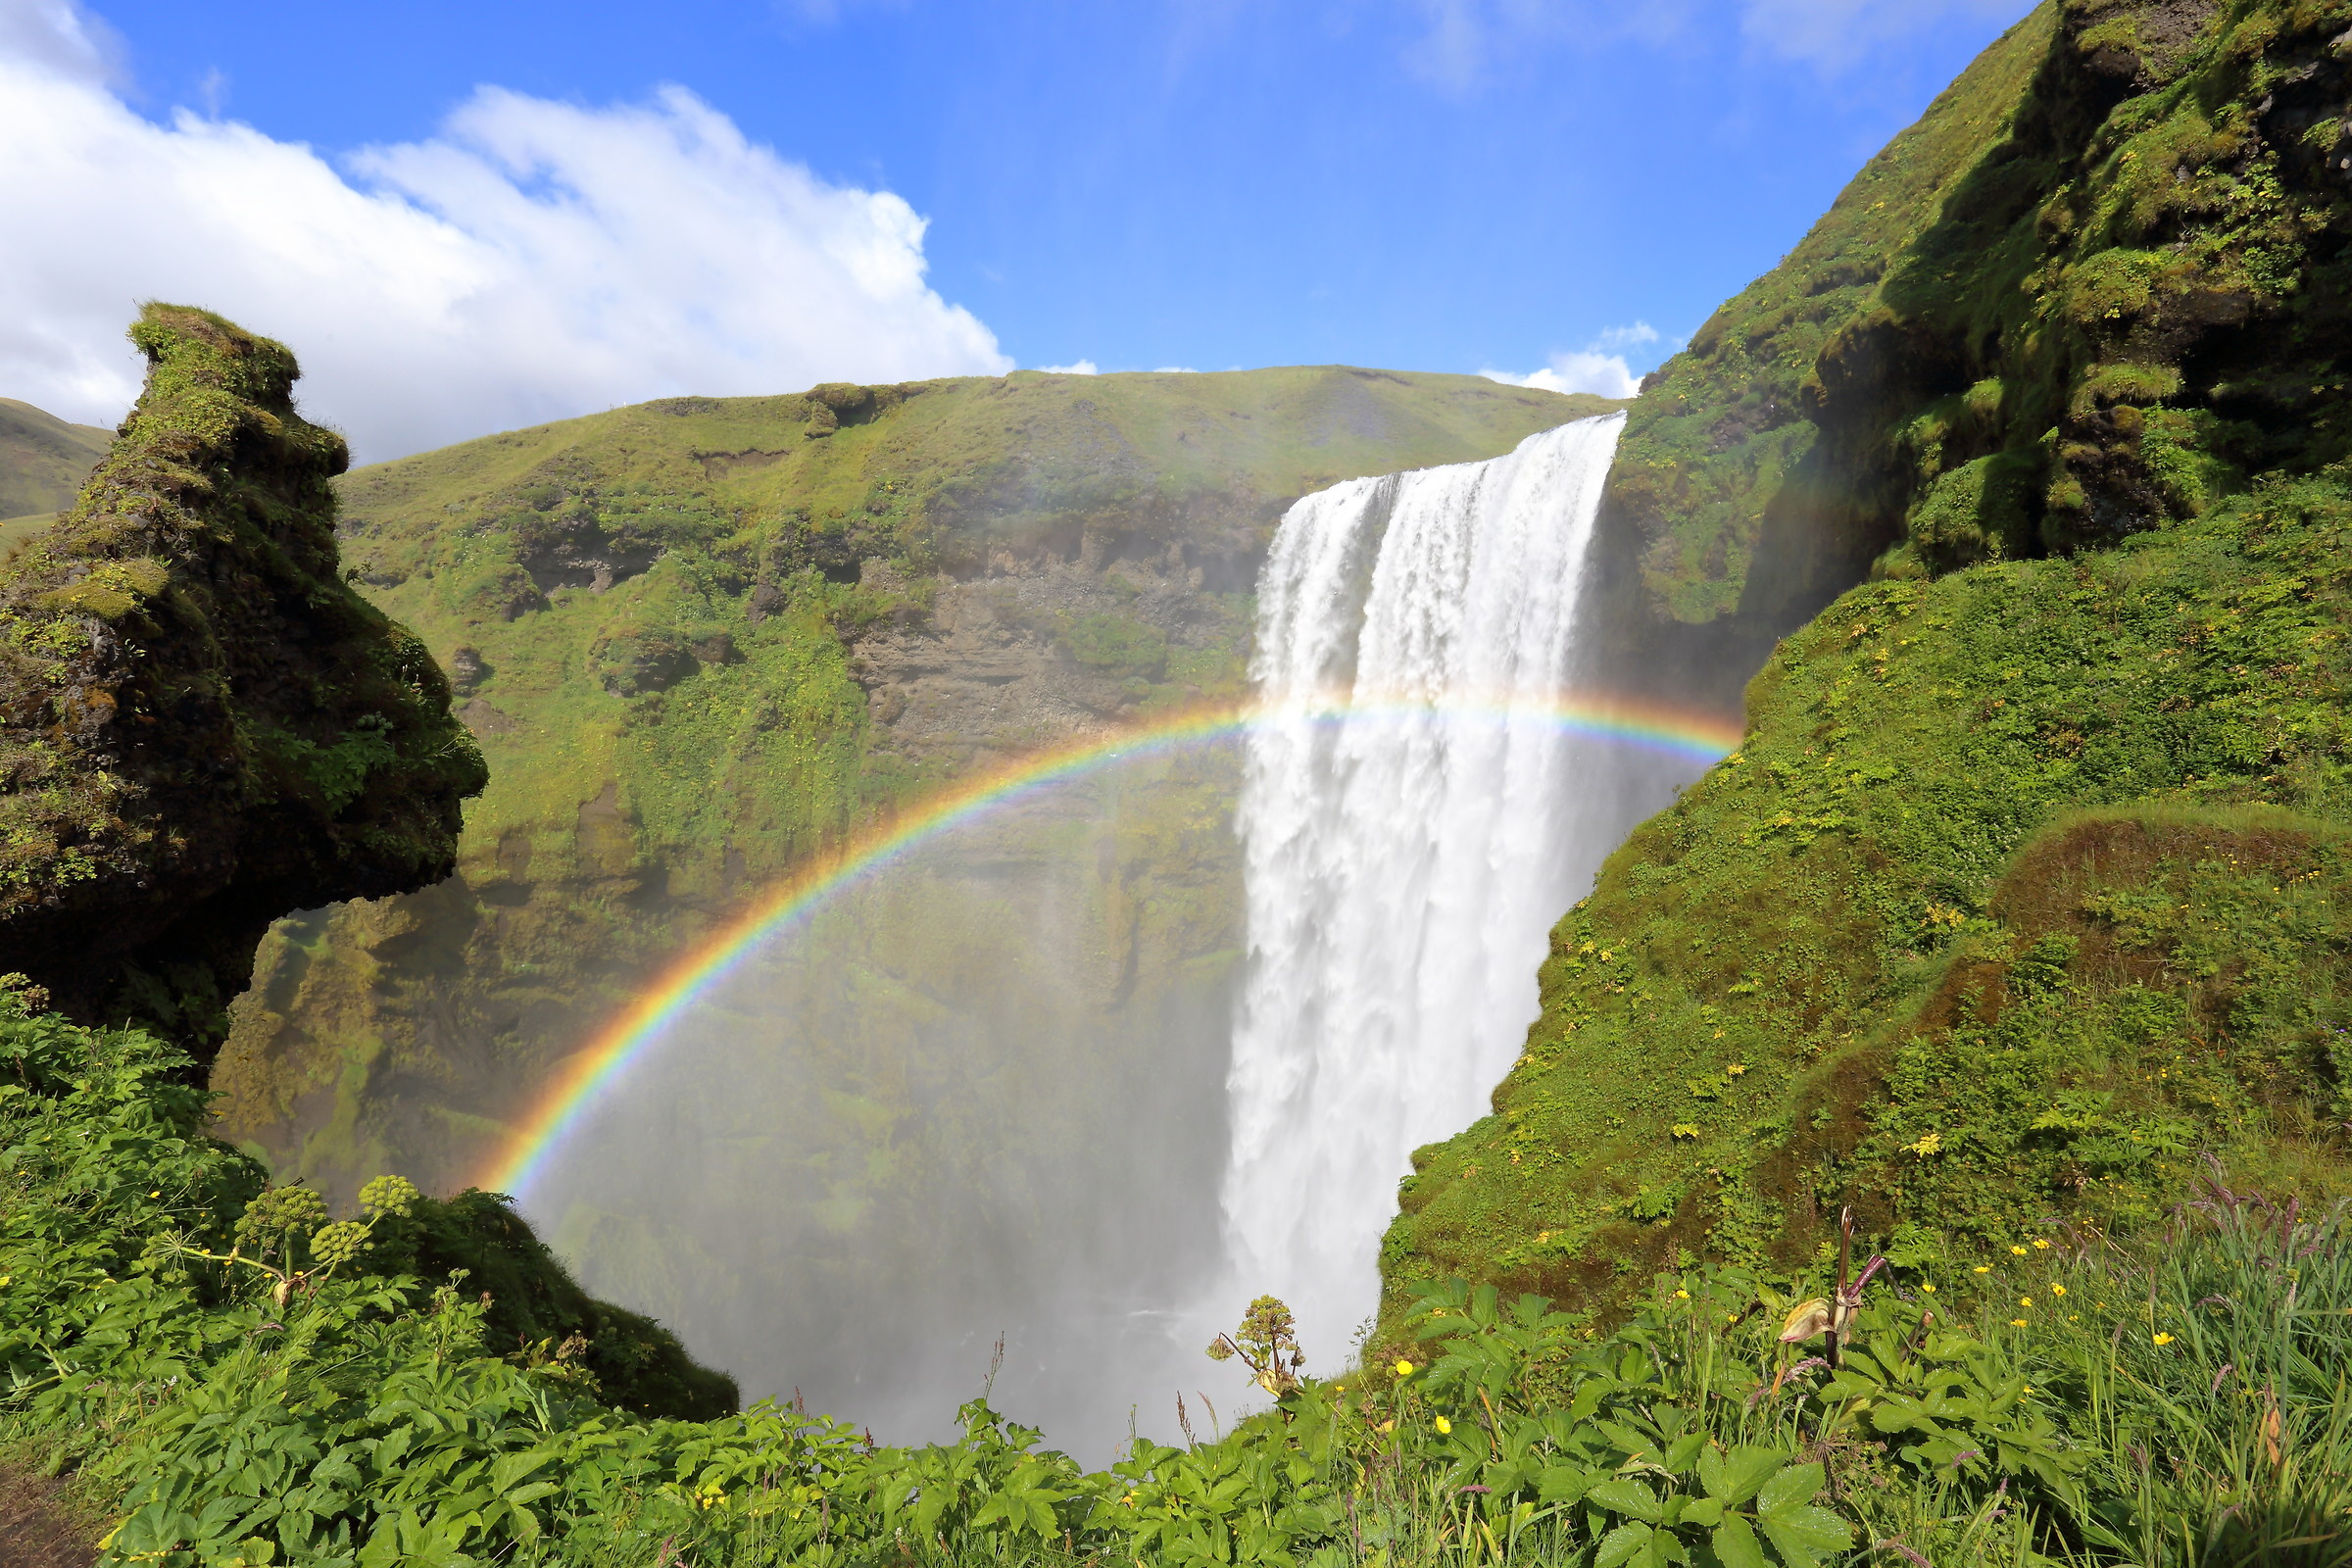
[{"x1": 0, "y1": 306, "x2": 485, "y2": 1053}]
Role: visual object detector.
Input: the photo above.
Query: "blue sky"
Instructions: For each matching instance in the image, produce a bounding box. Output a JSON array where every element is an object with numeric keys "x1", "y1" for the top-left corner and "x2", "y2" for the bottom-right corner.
[{"x1": 1, "y1": 0, "x2": 2035, "y2": 457}]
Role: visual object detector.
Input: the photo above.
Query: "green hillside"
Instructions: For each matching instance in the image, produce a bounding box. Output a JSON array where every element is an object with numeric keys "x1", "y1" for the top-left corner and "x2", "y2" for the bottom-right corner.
[
  {"x1": 214, "y1": 368, "x2": 1611, "y2": 1204},
  {"x1": 0, "y1": 395, "x2": 113, "y2": 557},
  {"x1": 1387, "y1": 0, "x2": 2352, "y2": 1324}
]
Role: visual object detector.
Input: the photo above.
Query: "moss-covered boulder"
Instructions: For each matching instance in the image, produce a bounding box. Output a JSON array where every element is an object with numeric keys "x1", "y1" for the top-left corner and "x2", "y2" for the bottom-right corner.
[{"x1": 0, "y1": 306, "x2": 485, "y2": 1052}]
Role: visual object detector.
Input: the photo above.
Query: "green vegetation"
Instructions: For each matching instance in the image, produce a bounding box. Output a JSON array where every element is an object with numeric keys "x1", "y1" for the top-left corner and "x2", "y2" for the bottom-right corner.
[
  {"x1": 1597, "y1": 6, "x2": 2057, "y2": 644},
  {"x1": 12, "y1": 998, "x2": 2346, "y2": 1565},
  {"x1": 0, "y1": 396, "x2": 111, "y2": 532},
  {"x1": 0, "y1": 306, "x2": 483, "y2": 1049},
  {"x1": 1396, "y1": 0, "x2": 2352, "y2": 1354}
]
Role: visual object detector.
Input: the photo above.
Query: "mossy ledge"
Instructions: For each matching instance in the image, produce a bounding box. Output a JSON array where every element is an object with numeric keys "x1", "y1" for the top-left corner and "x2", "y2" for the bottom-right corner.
[
  {"x1": 1388, "y1": 0, "x2": 2352, "y2": 1332},
  {"x1": 0, "y1": 305, "x2": 486, "y2": 1054}
]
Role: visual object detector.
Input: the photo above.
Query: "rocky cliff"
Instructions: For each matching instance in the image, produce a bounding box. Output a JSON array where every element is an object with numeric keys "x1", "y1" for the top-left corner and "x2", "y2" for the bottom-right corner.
[
  {"x1": 0, "y1": 306, "x2": 485, "y2": 1052},
  {"x1": 1387, "y1": 0, "x2": 2352, "y2": 1322}
]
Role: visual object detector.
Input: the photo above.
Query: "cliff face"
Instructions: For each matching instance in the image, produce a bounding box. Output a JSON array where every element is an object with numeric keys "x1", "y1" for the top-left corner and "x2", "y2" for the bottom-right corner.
[
  {"x1": 0, "y1": 306, "x2": 485, "y2": 1052},
  {"x1": 209, "y1": 368, "x2": 1610, "y2": 1202},
  {"x1": 1581, "y1": 6, "x2": 2060, "y2": 708},
  {"x1": 1388, "y1": 0, "x2": 2352, "y2": 1320}
]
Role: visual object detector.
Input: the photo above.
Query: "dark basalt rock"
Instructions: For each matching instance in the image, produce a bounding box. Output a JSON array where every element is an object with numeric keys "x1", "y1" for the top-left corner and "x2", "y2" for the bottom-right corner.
[{"x1": 0, "y1": 305, "x2": 485, "y2": 1055}]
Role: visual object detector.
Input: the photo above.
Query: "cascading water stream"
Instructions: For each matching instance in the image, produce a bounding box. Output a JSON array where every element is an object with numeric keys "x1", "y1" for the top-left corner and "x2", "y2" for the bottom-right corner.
[{"x1": 1219, "y1": 412, "x2": 1628, "y2": 1359}]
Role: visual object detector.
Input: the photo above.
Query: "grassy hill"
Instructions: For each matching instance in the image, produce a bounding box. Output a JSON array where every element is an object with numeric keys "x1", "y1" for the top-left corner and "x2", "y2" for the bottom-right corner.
[
  {"x1": 0, "y1": 395, "x2": 113, "y2": 558},
  {"x1": 1385, "y1": 0, "x2": 2352, "y2": 1326}
]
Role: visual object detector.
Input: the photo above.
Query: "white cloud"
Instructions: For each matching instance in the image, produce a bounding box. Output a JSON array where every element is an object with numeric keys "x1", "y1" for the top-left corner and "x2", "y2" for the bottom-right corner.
[
  {"x1": 0, "y1": 0, "x2": 1009, "y2": 462},
  {"x1": 1591, "y1": 321, "x2": 1660, "y2": 353},
  {"x1": 1739, "y1": 0, "x2": 2031, "y2": 72},
  {"x1": 1037, "y1": 360, "x2": 1101, "y2": 375},
  {"x1": 1152, "y1": 366, "x2": 1201, "y2": 374},
  {"x1": 1480, "y1": 353, "x2": 1639, "y2": 401},
  {"x1": 1480, "y1": 321, "x2": 1672, "y2": 400}
]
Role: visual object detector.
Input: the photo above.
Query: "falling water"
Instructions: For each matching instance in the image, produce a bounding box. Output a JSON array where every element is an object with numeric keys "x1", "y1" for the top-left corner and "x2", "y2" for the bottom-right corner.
[{"x1": 1219, "y1": 412, "x2": 1628, "y2": 1359}]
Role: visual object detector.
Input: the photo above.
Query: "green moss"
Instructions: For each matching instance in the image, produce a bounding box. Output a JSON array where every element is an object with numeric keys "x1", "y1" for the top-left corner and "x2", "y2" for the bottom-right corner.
[
  {"x1": 1596, "y1": 5, "x2": 2060, "y2": 633},
  {"x1": 0, "y1": 305, "x2": 484, "y2": 1051},
  {"x1": 1386, "y1": 462, "x2": 2352, "y2": 1322},
  {"x1": 1064, "y1": 611, "x2": 1169, "y2": 677}
]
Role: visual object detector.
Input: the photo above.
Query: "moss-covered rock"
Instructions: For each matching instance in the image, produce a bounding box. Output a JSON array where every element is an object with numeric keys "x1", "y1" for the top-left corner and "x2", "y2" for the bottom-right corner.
[
  {"x1": 1584, "y1": 4, "x2": 2060, "y2": 701},
  {"x1": 0, "y1": 306, "x2": 486, "y2": 1053}
]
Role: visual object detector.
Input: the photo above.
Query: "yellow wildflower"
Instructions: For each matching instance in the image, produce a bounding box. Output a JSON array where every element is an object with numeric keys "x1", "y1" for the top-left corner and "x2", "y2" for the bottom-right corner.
[
  {"x1": 2153, "y1": 1332, "x2": 2176, "y2": 1347},
  {"x1": 1435, "y1": 1416, "x2": 1452, "y2": 1435},
  {"x1": 1921, "y1": 1284, "x2": 1936, "y2": 1295},
  {"x1": 1974, "y1": 1266, "x2": 1991, "y2": 1275},
  {"x1": 2020, "y1": 1298, "x2": 2033, "y2": 1308},
  {"x1": 2051, "y1": 1284, "x2": 2066, "y2": 1298},
  {"x1": 1394, "y1": 1359, "x2": 1414, "y2": 1378},
  {"x1": 2033, "y1": 1239, "x2": 2051, "y2": 1250},
  {"x1": 2010, "y1": 1318, "x2": 2029, "y2": 1328},
  {"x1": 2010, "y1": 1246, "x2": 2029, "y2": 1256}
]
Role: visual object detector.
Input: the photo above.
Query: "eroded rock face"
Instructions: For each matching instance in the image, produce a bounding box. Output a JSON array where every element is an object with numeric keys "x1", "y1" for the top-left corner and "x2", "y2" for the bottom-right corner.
[{"x1": 0, "y1": 305, "x2": 485, "y2": 1052}]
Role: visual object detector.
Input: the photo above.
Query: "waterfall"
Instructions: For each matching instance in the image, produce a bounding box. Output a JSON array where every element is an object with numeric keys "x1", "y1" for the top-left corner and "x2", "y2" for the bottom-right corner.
[{"x1": 1219, "y1": 412, "x2": 1627, "y2": 1359}]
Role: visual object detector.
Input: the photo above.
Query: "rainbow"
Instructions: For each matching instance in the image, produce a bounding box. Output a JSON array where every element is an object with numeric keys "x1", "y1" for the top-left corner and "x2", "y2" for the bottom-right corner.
[{"x1": 475, "y1": 693, "x2": 1742, "y2": 1197}]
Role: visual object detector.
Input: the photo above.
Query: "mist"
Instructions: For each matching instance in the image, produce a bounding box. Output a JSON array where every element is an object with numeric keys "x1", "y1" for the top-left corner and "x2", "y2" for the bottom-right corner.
[{"x1": 514, "y1": 423, "x2": 1719, "y2": 1459}]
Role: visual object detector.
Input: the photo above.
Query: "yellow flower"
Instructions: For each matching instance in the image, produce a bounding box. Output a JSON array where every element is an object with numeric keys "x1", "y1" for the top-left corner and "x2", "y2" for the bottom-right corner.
[
  {"x1": 2051, "y1": 1284, "x2": 2066, "y2": 1298},
  {"x1": 1435, "y1": 1416, "x2": 1452, "y2": 1435},
  {"x1": 1377, "y1": 1419, "x2": 1395, "y2": 1434},
  {"x1": 2010, "y1": 1318, "x2": 2029, "y2": 1328},
  {"x1": 1727, "y1": 1063, "x2": 1747, "y2": 1075},
  {"x1": 1921, "y1": 1284, "x2": 1936, "y2": 1295},
  {"x1": 2033, "y1": 1239, "x2": 2051, "y2": 1250},
  {"x1": 2020, "y1": 1297, "x2": 2033, "y2": 1308},
  {"x1": 149, "y1": 1190, "x2": 161, "y2": 1199},
  {"x1": 2153, "y1": 1332, "x2": 2176, "y2": 1347},
  {"x1": 2010, "y1": 1246, "x2": 2029, "y2": 1256},
  {"x1": 1394, "y1": 1359, "x2": 1414, "y2": 1378},
  {"x1": 1675, "y1": 1289, "x2": 1690, "y2": 1299},
  {"x1": 2022, "y1": 1385, "x2": 2034, "y2": 1394},
  {"x1": 1974, "y1": 1265, "x2": 1992, "y2": 1275}
]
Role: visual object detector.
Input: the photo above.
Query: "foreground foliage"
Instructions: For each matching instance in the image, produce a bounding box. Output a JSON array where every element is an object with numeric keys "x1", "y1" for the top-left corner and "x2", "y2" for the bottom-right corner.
[{"x1": 6, "y1": 1002, "x2": 2344, "y2": 1566}]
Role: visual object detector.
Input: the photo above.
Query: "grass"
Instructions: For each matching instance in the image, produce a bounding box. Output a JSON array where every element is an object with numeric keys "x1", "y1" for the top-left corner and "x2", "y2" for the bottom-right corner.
[{"x1": 9, "y1": 992, "x2": 2347, "y2": 1565}]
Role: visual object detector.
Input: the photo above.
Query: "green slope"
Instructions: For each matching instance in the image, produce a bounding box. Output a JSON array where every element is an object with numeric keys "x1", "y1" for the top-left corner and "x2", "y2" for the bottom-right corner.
[
  {"x1": 214, "y1": 368, "x2": 1611, "y2": 1205},
  {"x1": 1385, "y1": 0, "x2": 2352, "y2": 1324},
  {"x1": 0, "y1": 396, "x2": 111, "y2": 522}
]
